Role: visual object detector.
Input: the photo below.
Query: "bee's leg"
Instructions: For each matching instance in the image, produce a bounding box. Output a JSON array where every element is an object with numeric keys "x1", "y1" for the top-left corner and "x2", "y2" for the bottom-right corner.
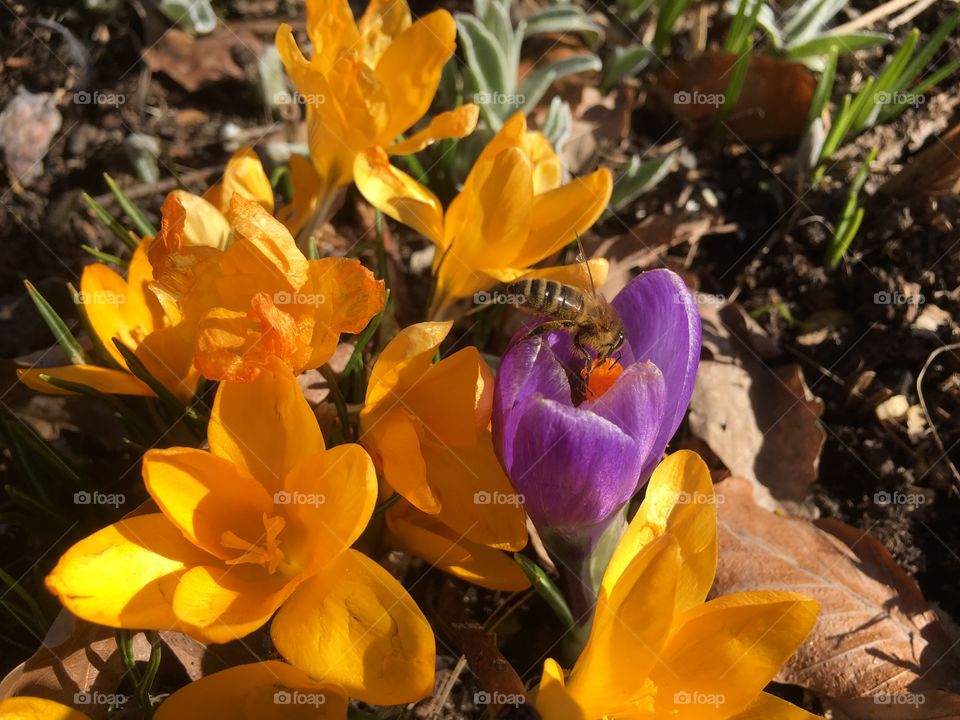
[{"x1": 572, "y1": 331, "x2": 592, "y2": 375}]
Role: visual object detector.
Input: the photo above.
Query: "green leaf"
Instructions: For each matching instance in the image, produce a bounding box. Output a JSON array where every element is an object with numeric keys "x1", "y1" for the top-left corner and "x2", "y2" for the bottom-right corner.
[
  {"x1": 103, "y1": 173, "x2": 156, "y2": 238},
  {"x1": 23, "y1": 281, "x2": 86, "y2": 365},
  {"x1": 518, "y1": 53, "x2": 601, "y2": 114},
  {"x1": 723, "y1": 0, "x2": 764, "y2": 55},
  {"x1": 654, "y1": 0, "x2": 693, "y2": 55},
  {"x1": 600, "y1": 44, "x2": 654, "y2": 93},
  {"x1": 81, "y1": 192, "x2": 139, "y2": 251},
  {"x1": 720, "y1": 45, "x2": 752, "y2": 118},
  {"x1": 891, "y1": 11, "x2": 960, "y2": 96},
  {"x1": 880, "y1": 55, "x2": 960, "y2": 124},
  {"x1": 803, "y1": 46, "x2": 837, "y2": 131},
  {"x1": 825, "y1": 148, "x2": 875, "y2": 269},
  {"x1": 541, "y1": 96, "x2": 572, "y2": 149},
  {"x1": 455, "y1": 13, "x2": 514, "y2": 128},
  {"x1": 523, "y1": 5, "x2": 605, "y2": 48},
  {"x1": 784, "y1": 31, "x2": 890, "y2": 60},
  {"x1": 782, "y1": 0, "x2": 846, "y2": 44},
  {"x1": 343, "y1": 289, "x2": 391, "y2": 377},
  {"x1": 608, "y1": 152, "x2": 676, "y2": 214},
  {"x1": 81, "y1": 245, "x2": 126, "y2": 268},
  {"x1": 514, "y1": 554, "x2": 575, "y2": 633}
]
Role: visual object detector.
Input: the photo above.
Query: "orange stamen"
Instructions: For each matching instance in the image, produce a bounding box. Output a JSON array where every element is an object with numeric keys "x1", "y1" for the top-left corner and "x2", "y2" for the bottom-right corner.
[
  {"x1": 221, "y1": 513, "x2": 287, "y2": 574},
  {"x1": 580, "y1": 357, "x2": 623, "y2": 400}
]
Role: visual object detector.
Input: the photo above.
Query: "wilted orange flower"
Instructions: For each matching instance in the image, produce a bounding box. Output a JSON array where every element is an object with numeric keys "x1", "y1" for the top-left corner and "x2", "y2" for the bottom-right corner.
[
  {"x1": 275, "y1": 0, "x2": 478, "y2": 214},
  {"x1": 46, "y1": 360, "x2": 434, "y2": 704},
  {"x1": 354, "y1": 112, "x2": 612, "y2": 317},
  {"x1": 360, "y1": 321, "x2": 528, "y2": 589},
  {"x1": 150, "y1": 191, "x2": 384, "y2": 382},
  {"x1": 536, "y1": 451, "x2": 821, "y2": 720}
]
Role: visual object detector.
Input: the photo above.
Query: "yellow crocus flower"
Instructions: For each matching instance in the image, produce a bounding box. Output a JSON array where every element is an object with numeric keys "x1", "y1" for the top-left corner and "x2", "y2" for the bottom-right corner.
[
  {"x1": 536, "y1": 451, "x2": 821, "y2": 720},
  {"x1": 45, "y1": 360, "x2": 434, "y2": 705},
  {"x1": 275, "y1": 0, "x2": 479, "y2": 216},
  {"x1": 354, "y1": 112, "x2": 613, "y2": 317}
]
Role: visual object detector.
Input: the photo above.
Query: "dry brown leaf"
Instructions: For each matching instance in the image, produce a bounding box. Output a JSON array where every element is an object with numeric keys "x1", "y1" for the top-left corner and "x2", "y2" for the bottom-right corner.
[
  {"x1": 880, "y1": 123, "x2": 960, "y2": 197},
  {"x1": 688, "y1": 302, "x2": 825, "y2": 502},
  {"x1": 829, "y1": 690, "x2": 960, "y2": 719},
  {"x1": 713, "y1": 477, "x2": 960, "y2": 707},
  {"x1": 143, "y1": 28, "x2": 260, "y2": 92},
  {"x1": 655, "y1": 52, "x2": 815, "y2": 140}
]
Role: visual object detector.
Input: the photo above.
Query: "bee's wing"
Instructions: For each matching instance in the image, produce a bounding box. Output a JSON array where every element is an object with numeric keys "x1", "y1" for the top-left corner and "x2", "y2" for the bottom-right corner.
[{"x1": 575, "y1": 233, "x2": 598, "y2": 296}]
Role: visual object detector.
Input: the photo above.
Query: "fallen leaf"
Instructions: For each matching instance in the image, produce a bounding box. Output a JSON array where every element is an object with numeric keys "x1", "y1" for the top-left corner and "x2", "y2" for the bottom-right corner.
[
  {"x1": 0, "y1": 90, "x2": 62, "y2": 187},
  {"x1": 688, "y1": 302, "x2": 825, "y2": 503},
  {"x1": 713, "y1": 477, "x2": 960, "y2": 707},
  {"x1": 655, "y1": 52, "x2": 815, "y2": 140},
  {"x1": 143, "y1": 28, "x2": 260, "y2": 92},
  {"x1": 880, "y1": 123, "x2": 960, "y2": 197}
]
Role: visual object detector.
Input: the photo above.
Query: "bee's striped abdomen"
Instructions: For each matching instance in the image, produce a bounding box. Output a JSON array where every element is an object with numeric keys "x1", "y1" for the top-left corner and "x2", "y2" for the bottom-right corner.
[{"x1": 507, "y1": 279, "x2": 584, "y2": 321}]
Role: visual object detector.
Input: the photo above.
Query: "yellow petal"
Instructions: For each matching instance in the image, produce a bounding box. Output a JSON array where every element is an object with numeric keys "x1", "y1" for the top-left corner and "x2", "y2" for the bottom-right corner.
[
  {"x1": 154, "y1": 661, "x2": 348, "y2": 720},
  {"x1": 358, "y1": 0, "x2": 412, "y2": 67},
  {"x1": 135, "y1": 325, "x2": 201, "y2": 402},
  {"x1": 387, "y1": 502, "x2": 530, "y2": 591},
  {"x1": 374, "y1": 10, "x2": 456, "y2": 142},
  {"x1": 17, "y1": 365, "x2": 153, "y2": 396},
  {"x1": 387, "y1": 105, "x2": 480, "y2": 156},
  {"x1": 218, "y1": 196, "x2": 309, "y2": 308},
  {"x1": 536, "y1": 659, "x2": 588, "y2": 720},
  {"x1": 271, "y1": 548, "x2": 435, "y2": 705},
  {"x1": 171, "y1": 565, "x2": 294, "y2": 643},
  {"x1": 362, "y1": 321, "x2": 451, "y2": 410},
  {"x1": 281, "y1": 444, "x2": 378, "y2": 575},
  {"x1": 165, "y1": 190, "x2": 232, "y2": 250},
  {"x1": 603, "y1": 450, "x2": 717, "y2": 614},
  {"x1": 142, "y1": 447, "x2": 274, "y2": 561},
  {"x1": 302, "y1": 257, "x2": 386, "y2": 369},
  {"x1": 648, "y1": 591, "x2": 819, "y2": 719},
  {"x1": 354, "y1": 147, "x2": 444, "y2": 246},
  {"x1": 79, "y1": 262, "x2": 137, "y2": 368},
  {"x1": 45, "y1": 514, "x2": 213, "y2": 631},
  {"x1": 523, "y1": 130, "x2": 563, "y2": 194},
  {"x1": 208, "y1": 359, "x2": 325, "y2": 494},
  {"x1": 362, "y1": 409, "x2": 435, "y2": 513},
  {"x1": 278, "y1": 154, "x2": 324, "y2": 236},
  {"x1": 204, "y1": 146, "x2": 275, "y2": 215},
  {"x1": 727, "y1": 692, "x2": 823, "y2": 720},
  {"x1": 0, "y1": 697, "x2": 90, "y2": 720},
  {"x1": 306, "y1": 0, "x2": 360, "y2": 75},
  {"x1": 518, "y1": 167, "x2": 613, "y2": 269},
  {"x1": 566, "y1": 535, "x2": 680, "y2": 716},
  {"x1": 124, "y1": 242, "x2": 167, "y2": 329}
]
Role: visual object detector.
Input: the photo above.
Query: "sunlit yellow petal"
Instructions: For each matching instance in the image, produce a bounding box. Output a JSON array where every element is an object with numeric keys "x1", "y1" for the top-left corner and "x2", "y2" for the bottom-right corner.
[
  {"x1": 363, "y1": 409, "x2": 435, "y2": 513},
  {"x1": 536, "y1": 659, "x2": 588, "y2": 720},
  {"x1": 278, "y1": 154, "x2": 324, "y2": 236},
  {"x1": 648, "y1": 592, "x2": 819, "y2": 719},
  {"x1": 281, "y1": 444, "x2": 378, "y2": 575},
  {"x1": 603, "y1": 450, "x2": 717, "y2": 613},
  {"x1": 45, "y1": 514, "x2": 214, "y2": 631},
  {"x1": 79, "y1": 262, "x2": 135, "y2": 367},
  {"x1": 204, "y1": 147, "x2": 275, "y2": 216},
  {"x1": 271, "y1": 548, "x2": 435, "y2": 705},
  {"x1": 354, "y1": 147, "x2": 444, "y2": 246},
  {"x1": 143, "y1": 447, "x2": 274, "y2": 561},
  {"x1": 358, "y1": 0, "x2": 411, "y2": 67},
  {"x1": 727, "y1": 692, "x2": 823, "y2": 720},
  {"x1": 0, "y1": 696, "x2": 90, "y2": 720},
  {"x1": 208, "y1": 359, "x2": 325, "y2": 493},
  {"x1": 363, "y1": 321, "x2": 451, "y2": 409},
  {"x1": 154, "y1": 661, "x2": 349, "y2": 720},
  {"x1": 386, "y1": 105, "x2": 480, "y2": 156},
  {"x1": 519, "y1": 167, "x2": 613, "y2": 268},
  {"x1": 305, "y1": 0, "x2": 360, "y2": 74},
  {"x1": 165, "y1": 190, "x2": 232, "y2": 251},
  {"x1": 387, "y1": 502, "x2": 530, "y2": 591},
  {"x1": 374, "y1": 10, "x2": 456, "y2": 142},
  {"x1": 524, "y1": 130, "x2": 563, "y2": 194},
  {"x1": 17, "y1": 365, "x2": 153, "y2": 396}
]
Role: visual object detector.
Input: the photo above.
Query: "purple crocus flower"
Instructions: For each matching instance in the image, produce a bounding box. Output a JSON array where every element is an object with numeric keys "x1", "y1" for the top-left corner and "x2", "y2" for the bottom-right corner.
[{"x1": 492, "y1": 270, "x2": 701, "y2": 547}]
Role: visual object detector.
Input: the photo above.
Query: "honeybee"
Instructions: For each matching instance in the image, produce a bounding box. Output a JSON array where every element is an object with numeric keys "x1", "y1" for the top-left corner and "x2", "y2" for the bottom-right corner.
[{"x1": 506, "y1": 242, "x2": 625, "y2": 366}]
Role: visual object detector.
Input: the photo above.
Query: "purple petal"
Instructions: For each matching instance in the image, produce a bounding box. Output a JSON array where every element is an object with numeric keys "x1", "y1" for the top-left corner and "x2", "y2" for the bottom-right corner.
[
  {"x1": 507, "y1": 395, "x2": 644, "y2": 535},
  {"x1": 582, "y1": 361, "x2": 666, "y2": 453},
  {"x1": 612, "y1": 270, "x2": 701, "y2": 480}
]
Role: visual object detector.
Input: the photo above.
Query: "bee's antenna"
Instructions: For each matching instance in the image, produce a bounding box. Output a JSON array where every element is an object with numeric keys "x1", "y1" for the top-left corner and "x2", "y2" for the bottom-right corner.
[{"x1": 575, "y1": 232, "x2": 597, "y2": 296}]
